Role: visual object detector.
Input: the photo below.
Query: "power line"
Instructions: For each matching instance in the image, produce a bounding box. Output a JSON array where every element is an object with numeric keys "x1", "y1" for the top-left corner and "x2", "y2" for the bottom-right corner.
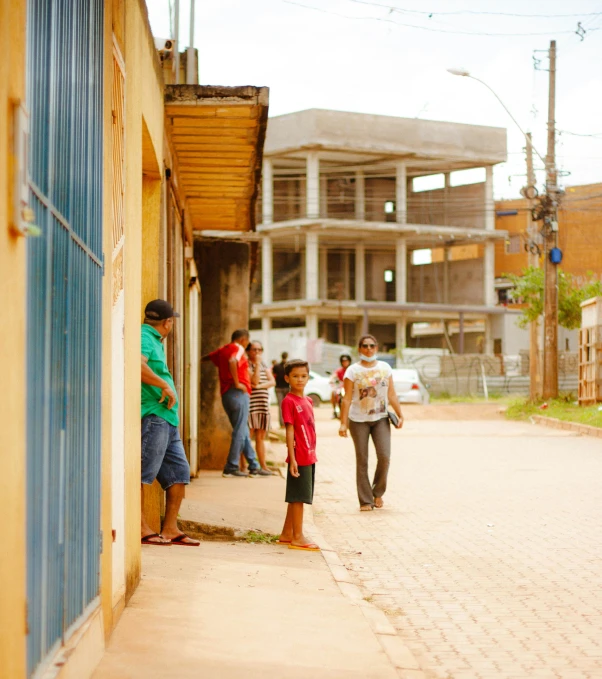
[
  {"x1": 282, "y1": 0, "x2": 601, "y2": 37},
  {"x1": 559, "y1": 129, "x2": 602, "y2": 139},
  {"x1": 344, "y1": 1, "x2": 602, "y2": 19}
]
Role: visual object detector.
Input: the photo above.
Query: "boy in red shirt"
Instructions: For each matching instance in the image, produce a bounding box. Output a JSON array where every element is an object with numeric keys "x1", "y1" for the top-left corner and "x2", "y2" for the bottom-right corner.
[{"x1": 278, "y1": 359, "x2": 320, "y2": 551}]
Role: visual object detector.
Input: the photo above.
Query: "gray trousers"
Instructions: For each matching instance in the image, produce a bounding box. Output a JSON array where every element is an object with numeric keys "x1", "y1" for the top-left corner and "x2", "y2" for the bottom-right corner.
[
  {"x1": 275, "y1": 388, "x2": 288, "y2": 427},
  {"x1": 349, "y1": 417, "x2": 391, "y2": 507}
]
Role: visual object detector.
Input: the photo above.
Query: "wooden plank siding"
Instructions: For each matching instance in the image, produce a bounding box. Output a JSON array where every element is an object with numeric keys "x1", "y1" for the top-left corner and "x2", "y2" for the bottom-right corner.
[{"x1": 164, "y1": 86, "x2": 269, "y2": 233}]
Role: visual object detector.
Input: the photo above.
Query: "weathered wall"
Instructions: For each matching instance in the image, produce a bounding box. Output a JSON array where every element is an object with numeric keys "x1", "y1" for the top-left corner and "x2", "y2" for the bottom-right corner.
[
  {"x1": 0, "y1": 0, "x2": 27, "y2": 675},
  {"x1": 196, "y1": 240, "x2": 250, "y2": 469},
  {"x1": 408, "y1": 182, "x2": 486, "y2": 228},
  {"x1": 122, "y1": 0, "x2": 165, "y2": 599},
  {"x1": 100, "y1": 0, "x2": 115, "y2": 639},
  {"x1": 408, "y1": 259, "x2": 484, "y2": 305},
  {"x1": 495, "y1": 184, "x2": 602, "y2": 278},
  {"x1": 365, "y1": 251, "x2": 396, "y2": 301}
]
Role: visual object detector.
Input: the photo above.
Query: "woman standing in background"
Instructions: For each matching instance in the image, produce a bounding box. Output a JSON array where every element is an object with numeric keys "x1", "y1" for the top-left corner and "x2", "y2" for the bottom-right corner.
[{"x1": 247, "y1": 341, "x2": 276, "y2": 475}]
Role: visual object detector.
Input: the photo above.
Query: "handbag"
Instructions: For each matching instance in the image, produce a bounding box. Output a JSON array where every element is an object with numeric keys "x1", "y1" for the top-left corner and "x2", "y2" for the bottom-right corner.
[{"x1": 387, "y1": 409, "x2": 399, "y2": 427}]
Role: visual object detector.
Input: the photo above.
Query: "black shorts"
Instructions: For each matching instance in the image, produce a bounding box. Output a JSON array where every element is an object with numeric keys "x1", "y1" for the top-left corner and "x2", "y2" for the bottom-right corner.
[{"x1": 285, "y1": 463, "x2": 315, "y2": 505}]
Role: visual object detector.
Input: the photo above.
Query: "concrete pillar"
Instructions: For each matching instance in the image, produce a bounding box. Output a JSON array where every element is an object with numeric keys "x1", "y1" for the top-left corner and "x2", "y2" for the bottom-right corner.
[
  {"x1": 306, "y1": 232, "x2": 319, "y2": 300},
  {"x1": 485, "y1": 166, "x2": 494, "y2": 231},
  {"x1": 320, "y1": 176, "x2": 328, "y2": 218},
  {"x1": 355, "y1": 170, "x2": 365, "y2": 220},
  {"x1": 355, "y1": 243, "x2": 366, "y2": 302},
  {"x1": 484, "y1": 241, "x2": 495, "y2": 306},
  {"x1": 395, "y1": 237, "x2": 407, "y2": 304},
  {"x1": 261, "y1": 236, "x2": 273, "y2": 304},
  {"x1": 396, "y1": 161, "x2": 407, "y2": 224},
  {"x1": 306, "y1": 152, "x2": 320, "y2": 219},
  {"x1": 262, "y1": 316, "x2": 272, "y2": 362},
  {"x1": 262, "y1": 158, "x2": 273, "y2": 225},
  {"x1": 306, "y1": 312, "x2": 318, "y2": 341},
  {"x1": 484, "y1": 315, "x2": 494, "y2": 355},
  {"x1": 196, "y1": 240, "x2": 250, "y2": 470},
  {"x1": 443, "y1": 246, "x2": 450, "y2": 304},
  {"x1": 395, "y1": 318, "x2": 407, "y2": 367},
  {"x1": 362, "y1": 309, "x2": 369, "y2": 334},
  {"x1": 319, "y1": 247, "x2": 328, "y2": 299}
]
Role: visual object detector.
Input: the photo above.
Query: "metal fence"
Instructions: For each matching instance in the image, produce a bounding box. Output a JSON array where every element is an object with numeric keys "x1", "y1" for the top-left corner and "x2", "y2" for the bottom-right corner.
[
  {"x1": 26, "y1": 0, "x2": 104, "y2": 675},
  {"x1": 399, "y1": 352, "x2": 579, "y2": 397}
]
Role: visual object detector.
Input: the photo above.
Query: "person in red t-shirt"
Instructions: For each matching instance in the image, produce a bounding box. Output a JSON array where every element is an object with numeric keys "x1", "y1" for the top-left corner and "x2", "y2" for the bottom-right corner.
[
  {"x1": 329, "y1": 353, "x2": 352, "y2": 419},
  {"x1": 277, "y1": 359, "x2": 320, "y2": 551},
  {"x1": 202, "y1": 329, "x2": 269, "y2": 478}
]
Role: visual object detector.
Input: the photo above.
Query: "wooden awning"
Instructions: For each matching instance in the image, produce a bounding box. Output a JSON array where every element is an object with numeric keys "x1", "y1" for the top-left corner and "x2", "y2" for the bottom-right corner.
[{"x1": 165, "y1": 85, "x2": 269, "y2": 233}]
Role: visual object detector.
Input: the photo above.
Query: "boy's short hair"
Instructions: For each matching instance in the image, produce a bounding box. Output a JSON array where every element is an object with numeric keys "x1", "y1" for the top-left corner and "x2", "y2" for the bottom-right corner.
[
  {"x1": 284, "y1": 359, "x2": 309, "y2": 376},
  {"x1": 231, "y1": 328, "x2": 249, "y2": 342}
]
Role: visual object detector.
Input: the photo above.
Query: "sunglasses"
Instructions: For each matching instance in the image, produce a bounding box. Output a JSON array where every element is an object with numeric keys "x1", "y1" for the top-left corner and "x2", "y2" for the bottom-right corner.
[{"x1": 360, "y1": 343, "x2": 377, "y2": 349}]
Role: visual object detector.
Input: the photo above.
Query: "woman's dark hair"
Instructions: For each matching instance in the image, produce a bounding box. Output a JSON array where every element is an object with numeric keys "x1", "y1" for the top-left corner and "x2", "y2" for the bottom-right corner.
[
  {"x1": 339, "y1": 354, "x2": 352, "y2": 364},
  {"x1": 284, "y1": 359, "x2": 310, "y2": 375},
  {"x1": 357, "y1": 334, "x2": 378, "y2": 348}
]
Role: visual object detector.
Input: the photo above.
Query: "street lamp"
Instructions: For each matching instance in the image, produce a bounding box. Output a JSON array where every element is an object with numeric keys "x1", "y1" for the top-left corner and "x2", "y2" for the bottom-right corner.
[
  {"x1": 446, "y1": 68, "x2": 546, "y2": 165},
  {"x1": 447, "y1": 57, "x2": 560, "y2": 400}
]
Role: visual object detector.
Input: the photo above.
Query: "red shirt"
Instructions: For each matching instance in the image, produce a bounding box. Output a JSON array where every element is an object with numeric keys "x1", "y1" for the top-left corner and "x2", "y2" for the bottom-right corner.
[
  {"x1": 281, "y1": 393, "x2": 317, "y2": 466},
  {"x1": 209, "y1": 343, "x2": 251, "y2": 395},
  {"x1": 335, "y1": 366, "x2": 346, "y2": 382}
]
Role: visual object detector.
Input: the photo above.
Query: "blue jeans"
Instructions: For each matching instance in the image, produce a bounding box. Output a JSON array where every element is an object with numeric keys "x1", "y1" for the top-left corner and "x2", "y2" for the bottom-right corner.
[
  {"x1": 221, "y1": 388, "x2": 259, "y2": 472},
  {"x1": 141, "y1": 415, "x2": 191, "y2": 490}
]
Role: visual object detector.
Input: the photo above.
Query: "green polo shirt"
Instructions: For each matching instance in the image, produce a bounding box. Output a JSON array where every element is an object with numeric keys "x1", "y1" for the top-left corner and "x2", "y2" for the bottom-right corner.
[{"x1": 141, "y1": 324, "x2": 179, "y2": 426}]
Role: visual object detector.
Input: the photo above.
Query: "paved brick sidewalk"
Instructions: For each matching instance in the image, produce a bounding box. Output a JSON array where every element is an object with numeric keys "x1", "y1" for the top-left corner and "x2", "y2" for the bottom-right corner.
[{"x1": 312, "y1": 413, "x2": 602, "y2": 679}]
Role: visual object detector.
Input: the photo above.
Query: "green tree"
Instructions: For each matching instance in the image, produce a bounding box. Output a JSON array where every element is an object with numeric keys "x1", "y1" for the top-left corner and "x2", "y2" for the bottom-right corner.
[{"x1": 504, "y1": 267, "x2": 602, "y2": 330}]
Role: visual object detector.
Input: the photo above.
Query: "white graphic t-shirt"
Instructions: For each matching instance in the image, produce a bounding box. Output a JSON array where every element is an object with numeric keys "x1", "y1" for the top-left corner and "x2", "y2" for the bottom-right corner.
[{"x1": 344, "y1": 361, "x2": 392, "y2": 423}]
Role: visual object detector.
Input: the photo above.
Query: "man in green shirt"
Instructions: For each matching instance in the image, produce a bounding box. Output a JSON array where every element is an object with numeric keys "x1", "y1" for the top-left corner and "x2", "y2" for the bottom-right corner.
[{"x1": 140, "y1": 299, "x2": 199, "y2": 546}]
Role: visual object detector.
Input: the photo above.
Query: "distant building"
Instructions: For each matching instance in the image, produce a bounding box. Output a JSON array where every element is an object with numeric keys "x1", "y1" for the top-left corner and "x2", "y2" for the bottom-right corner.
[
  {"x1": 495, "y1": 182, "x2": 602, "y2": 281},
  {"x1": 249, "y1": 109, "x2": 509, "y2": 358}
]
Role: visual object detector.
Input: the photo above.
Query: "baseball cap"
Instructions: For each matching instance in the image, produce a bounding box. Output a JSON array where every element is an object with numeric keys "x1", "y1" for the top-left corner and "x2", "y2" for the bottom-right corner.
[{"x1": 144, "y1": 299, "x2": 180, "y2": 321}]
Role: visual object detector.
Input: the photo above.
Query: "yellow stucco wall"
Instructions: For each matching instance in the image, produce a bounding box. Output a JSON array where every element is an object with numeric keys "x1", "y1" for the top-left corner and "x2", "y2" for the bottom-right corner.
[
  {"x1": 122, "y1": 0, "x2": 165, "y2": 599},
  {"x1": 0, "y1": 0, "x2": 28, "y2": 676},
  {"x1": 100, "y1": 0, "x2": 115, "y2": 639}
]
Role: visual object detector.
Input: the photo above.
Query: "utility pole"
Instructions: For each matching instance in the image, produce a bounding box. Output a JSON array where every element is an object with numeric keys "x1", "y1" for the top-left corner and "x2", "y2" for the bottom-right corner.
[
  {"x1": 542, "y1": 40, "x2": 559, "y2": 399},
  {"x1": 525, "y1": 132, "x2": 542, "y2": 400}
]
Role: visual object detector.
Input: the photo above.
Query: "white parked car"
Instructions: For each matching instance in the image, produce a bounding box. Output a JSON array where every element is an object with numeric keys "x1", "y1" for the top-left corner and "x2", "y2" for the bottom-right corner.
[
  {"x1": 305, "y1": 371, "x2": 333, "y2": 407},
  {"x1": 268, "y1": 370, "x2": 332, "y2": 407},
  {"x1": 391, "y1": 368, "x2": 430, "y2": 405}
]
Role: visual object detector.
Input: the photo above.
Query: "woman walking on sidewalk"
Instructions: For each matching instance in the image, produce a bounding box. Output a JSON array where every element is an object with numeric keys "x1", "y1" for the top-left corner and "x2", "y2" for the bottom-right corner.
[
  {"x1": 247, "y1": 341, "x2": 276, "y2": 474},
  {"x1": 339, "y1": 334, "x2": 404, "y2": 511}
]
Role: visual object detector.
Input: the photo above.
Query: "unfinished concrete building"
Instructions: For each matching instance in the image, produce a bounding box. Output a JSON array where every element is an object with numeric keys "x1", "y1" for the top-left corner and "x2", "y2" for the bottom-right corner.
[{"x1": 250, "y1": 109, "x2": 508, "y2": 359}]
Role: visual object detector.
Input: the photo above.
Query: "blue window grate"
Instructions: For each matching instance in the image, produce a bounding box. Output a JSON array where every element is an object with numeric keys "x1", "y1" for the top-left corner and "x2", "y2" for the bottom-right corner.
[{"x1": 26, "y1": 0, "x2": 104, "y2": 675}]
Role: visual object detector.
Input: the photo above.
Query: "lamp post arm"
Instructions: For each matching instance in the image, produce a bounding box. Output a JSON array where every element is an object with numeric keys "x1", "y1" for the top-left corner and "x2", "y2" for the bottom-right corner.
[{"x1": 468, "y1": 75, "x2": 547, "y2": 166}]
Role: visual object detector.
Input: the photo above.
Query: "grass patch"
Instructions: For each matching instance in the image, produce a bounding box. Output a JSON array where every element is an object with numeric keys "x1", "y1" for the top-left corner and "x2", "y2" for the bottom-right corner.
[
  {"x1": 505, "y1": 395, "x2": 602, "y2": 428},
  {"x1": 243, "y1": 530, "x2": 280, "y2": 544}
]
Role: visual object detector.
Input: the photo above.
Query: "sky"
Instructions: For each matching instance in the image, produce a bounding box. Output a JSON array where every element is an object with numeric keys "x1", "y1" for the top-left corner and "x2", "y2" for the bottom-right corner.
[{"x1": 146, "y1": 0, "x2": 602, "y2": 199}]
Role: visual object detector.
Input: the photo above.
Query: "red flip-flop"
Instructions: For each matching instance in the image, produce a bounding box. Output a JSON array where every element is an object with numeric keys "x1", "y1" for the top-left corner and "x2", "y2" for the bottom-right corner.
[
  {"x1": 277, "y1": 538, "x2": 291, "y2": 544},
  {"x1": 141, "y1": 533, "x2": 171, "y2": 546},
  {"x1": 169, "y1": 533, "x2": 201, "y2": 547},
  {"x1": 289, "y1": 543, "x2": 320, "y2": 552}
]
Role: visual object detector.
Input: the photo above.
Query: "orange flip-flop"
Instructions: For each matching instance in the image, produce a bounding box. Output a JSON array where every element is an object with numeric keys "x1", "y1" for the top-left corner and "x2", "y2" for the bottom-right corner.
[
  {"x1": 277, "y1": 539, "x2": 291, "y2": 544},
  {"x1": 289, "y1": 543, "x2": 320, "y2": 552}
]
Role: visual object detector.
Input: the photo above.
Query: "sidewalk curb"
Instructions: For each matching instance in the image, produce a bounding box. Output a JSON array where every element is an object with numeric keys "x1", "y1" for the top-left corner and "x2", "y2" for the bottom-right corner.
[
  {"x1": 307, "y1": 507, "x2": 426, "y2": 679},
  {"x1": 531, "y1": 414, "x2": 602, "y2": 438}
]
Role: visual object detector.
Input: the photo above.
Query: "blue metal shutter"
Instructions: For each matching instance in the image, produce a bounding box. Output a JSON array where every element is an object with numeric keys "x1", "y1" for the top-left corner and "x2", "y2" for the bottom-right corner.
[{"x1": 26, "y1": 0, "x2": 104, "y2": 675}]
